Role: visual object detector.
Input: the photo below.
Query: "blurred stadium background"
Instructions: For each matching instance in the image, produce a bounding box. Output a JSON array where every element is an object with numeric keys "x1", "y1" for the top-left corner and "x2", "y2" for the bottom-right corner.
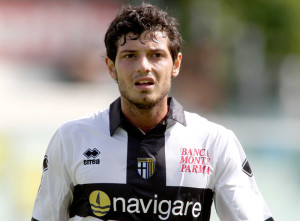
[{"x1": 1, "y1": 0, "x2": 299, "y2": 220}]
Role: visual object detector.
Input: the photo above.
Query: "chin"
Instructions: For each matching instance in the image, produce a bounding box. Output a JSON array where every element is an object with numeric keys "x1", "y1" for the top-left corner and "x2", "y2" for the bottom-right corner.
[{"x1": 132, "y1": 95, "x2": 167, "y2": 109}]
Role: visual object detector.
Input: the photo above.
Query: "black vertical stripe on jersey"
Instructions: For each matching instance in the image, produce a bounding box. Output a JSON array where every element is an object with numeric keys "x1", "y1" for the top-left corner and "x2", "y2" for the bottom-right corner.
[
  {"x1": 31, "y1": 218, "x2": 38, "y2": 221},
  {"x1": 265, "y1": 218, "x2": 275, "y2": 221},
  {"x1": 124, "y1": 118, "x2": 167, "y2": 189}
]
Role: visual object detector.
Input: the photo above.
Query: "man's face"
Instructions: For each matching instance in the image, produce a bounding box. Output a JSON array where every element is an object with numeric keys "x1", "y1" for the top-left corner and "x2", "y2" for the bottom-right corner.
[{"x1": 106, "y1": 31, "x2": 182, "y2": 109}]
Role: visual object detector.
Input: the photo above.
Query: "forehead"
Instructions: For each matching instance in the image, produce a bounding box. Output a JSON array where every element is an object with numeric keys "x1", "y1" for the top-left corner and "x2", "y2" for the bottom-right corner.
[{"x1": 117, "y1": 31, "x2": 170, "y2": 51}]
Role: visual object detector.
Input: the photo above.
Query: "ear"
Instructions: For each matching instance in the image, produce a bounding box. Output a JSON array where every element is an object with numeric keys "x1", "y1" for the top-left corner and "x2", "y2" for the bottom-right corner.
[
  {"x1": 105, "y1": 57, "x2": 117, "y2": 80},
  {"x1": 171, "y1": 52, "x2": 182, "y2": 78}
]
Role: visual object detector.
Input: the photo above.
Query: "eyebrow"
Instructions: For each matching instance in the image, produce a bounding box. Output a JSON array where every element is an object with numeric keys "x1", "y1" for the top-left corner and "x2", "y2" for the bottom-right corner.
[
  {"x1": 119, "y1": 48, "x2": 166, "y2": 54},
  {"x1": 119, "y1": 50, "x2": 136, "y2": 54}
]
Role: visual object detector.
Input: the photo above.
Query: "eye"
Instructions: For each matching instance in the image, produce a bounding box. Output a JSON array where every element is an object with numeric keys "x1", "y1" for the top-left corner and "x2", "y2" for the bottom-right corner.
[
  {"x1": 151, "y1": 53, "x2": 162, "y2": 58},
  {"x1": 123, "y1": 53, "x2": 136, "y2": 59}
]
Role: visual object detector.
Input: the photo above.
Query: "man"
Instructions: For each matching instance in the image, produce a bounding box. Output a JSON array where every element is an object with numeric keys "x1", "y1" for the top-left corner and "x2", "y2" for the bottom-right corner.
[{"x1": 32, "y1": 3, "x2": 274, "y2": 221}]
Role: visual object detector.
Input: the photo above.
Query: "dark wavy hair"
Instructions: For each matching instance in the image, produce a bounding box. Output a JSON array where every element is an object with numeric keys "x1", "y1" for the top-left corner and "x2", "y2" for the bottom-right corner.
[{"x1": 104, "y1": 3, "x2": 182, "y2": 62}]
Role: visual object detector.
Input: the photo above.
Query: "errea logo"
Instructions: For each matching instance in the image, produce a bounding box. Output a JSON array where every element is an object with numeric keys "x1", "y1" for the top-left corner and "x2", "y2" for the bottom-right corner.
[
  {"x1": 83, "y1": 148, "x2": 100, "y2": 165},
  {"x1": 84, "y1": 148, "x2": 100, "y2": 158}
]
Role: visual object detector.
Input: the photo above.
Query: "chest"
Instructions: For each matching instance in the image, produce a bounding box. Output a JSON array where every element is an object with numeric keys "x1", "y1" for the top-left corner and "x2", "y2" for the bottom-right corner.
[{"x1": 67, "y1": 128, "x2": 216, "y2": 190}]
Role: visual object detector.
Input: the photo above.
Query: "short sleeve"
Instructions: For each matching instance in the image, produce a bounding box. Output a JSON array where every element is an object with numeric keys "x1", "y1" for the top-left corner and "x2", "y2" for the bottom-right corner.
[
  {"x1": 32, "y1": 129, "x2": 74, "y2": 221},
  {"x1": 214, "y1": 130, "x2": 273, "y2": 221}
]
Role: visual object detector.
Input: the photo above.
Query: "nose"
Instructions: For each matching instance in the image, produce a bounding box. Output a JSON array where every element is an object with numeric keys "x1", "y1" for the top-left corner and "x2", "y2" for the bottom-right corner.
[{"x1": 137, "y1": 56, "x2": 151, "y2": 74}]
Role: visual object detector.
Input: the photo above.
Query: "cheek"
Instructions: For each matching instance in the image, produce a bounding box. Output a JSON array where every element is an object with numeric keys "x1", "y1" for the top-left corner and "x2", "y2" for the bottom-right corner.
[
  {"x1": 156, "y1": 59, "x2": 174, "y2": 73},
  {"x1": 115, "y1": 72, "x2": 132, "y2": 90},
  {"x1": 159, "y1": 66, "x2": 173, "y2": 81},
  {"x1": 116, "y1": 64, "x2": 135, "y2": 80}
]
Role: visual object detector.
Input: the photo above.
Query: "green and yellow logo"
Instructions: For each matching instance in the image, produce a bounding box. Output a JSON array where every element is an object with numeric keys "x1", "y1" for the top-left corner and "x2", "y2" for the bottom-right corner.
[{"x1": 89, "y1": 190, "x2": 111, "y2": 217}]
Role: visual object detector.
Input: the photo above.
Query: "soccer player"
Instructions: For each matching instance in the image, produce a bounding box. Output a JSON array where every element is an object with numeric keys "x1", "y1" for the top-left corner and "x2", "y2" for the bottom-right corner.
[{"x1": 32, "y1": 3, "x2": 274, "y2": 221}]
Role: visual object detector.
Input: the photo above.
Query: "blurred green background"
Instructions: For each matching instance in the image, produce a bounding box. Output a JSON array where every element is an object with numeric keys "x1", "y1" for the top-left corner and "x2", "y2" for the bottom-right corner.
[{"x1": 1, "y1": 0, "x2": 299, "y2": 220}]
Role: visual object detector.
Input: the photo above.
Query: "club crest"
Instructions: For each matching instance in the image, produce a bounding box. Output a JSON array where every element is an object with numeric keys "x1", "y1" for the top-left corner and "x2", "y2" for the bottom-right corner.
[{"x1": 137, "y1": 157, "x2": 156, "y2": 180}]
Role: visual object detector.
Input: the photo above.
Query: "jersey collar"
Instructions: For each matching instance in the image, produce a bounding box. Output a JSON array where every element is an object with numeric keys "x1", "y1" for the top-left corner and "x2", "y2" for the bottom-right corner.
[{"x1": 109, "y1": 97, "x2": 187, "y2": 136}]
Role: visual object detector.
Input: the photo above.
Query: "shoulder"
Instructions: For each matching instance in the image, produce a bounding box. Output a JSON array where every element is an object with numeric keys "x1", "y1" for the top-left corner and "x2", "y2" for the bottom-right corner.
[
  {"x1": 184, "y1": 111, "x2": 232, "y2": 138},
  {"x1": 58, "y1": 108, "x2": 110, "y2": 136},
  {"x1": 183, "y1": 111, "x2": 238, "y2": 159},
  {"x1": 184, "y1": 112, "x2": 243, "y2": 173}
]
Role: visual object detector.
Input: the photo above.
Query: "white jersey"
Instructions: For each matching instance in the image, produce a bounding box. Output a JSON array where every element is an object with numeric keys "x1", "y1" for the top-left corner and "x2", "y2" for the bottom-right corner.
[{"x1": 32, "y1": 97, "x2": 274, "y2": 221}]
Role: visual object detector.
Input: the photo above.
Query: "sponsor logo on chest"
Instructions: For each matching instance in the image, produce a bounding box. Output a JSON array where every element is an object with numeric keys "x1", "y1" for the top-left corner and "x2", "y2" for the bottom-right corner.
[
  {"x1": 179, "y1": 148, "x2": 211, "y2": 174},
  {"x1": 88, "y1": 190, "x2": 202, "y2": 220}
]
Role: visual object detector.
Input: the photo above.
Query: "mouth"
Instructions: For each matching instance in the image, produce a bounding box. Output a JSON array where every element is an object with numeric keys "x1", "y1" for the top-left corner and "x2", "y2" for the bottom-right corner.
[
  {"x1": 134, "y1": 76, "x2": 155, "y2": 88},
  {"x1": 135, "y1": 80, "x2": 154, "y2": 86}
]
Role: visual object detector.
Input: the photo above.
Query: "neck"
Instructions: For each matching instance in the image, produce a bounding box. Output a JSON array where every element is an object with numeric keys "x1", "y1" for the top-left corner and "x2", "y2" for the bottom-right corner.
[{"x1": 121, "y1": 97, "x2": 169, "y2": 133}]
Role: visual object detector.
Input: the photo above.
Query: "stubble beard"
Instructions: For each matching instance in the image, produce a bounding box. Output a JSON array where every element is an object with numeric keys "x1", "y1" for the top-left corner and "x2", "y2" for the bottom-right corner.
[
  {"x1": 126, "y1": 91, "x2": 168, "y2": 110},
  {"x1": 116, "y1": 74, "x2": 171, "y2": 111}
]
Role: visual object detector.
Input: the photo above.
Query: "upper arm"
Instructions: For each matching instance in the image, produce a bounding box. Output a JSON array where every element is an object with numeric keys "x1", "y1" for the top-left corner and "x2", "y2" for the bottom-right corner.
[
  {"x1": 213, "y1": 131, "x2": 273, "y2": 221},
  {"x1": 32, "y1": 129, "x2": 73, "y2": 221}
]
